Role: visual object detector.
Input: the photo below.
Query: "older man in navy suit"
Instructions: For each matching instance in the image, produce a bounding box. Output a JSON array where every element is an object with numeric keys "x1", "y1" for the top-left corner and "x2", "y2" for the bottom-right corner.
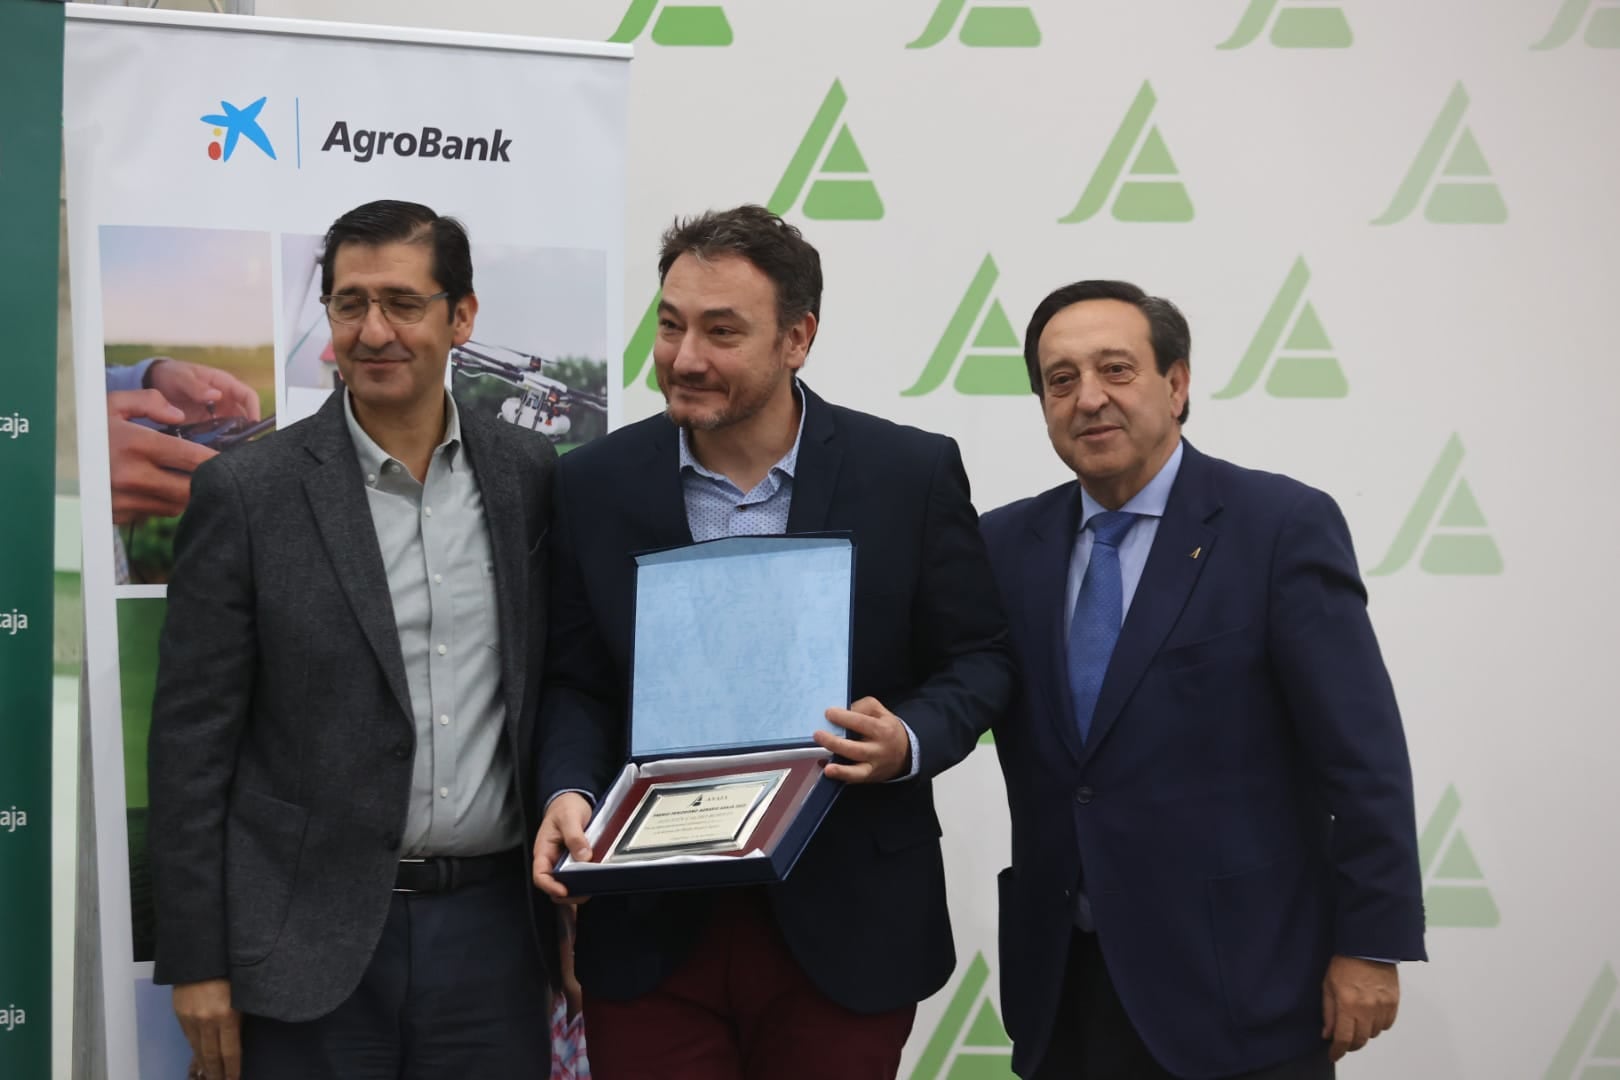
[{"x1": 980, "y1": 281, "x2": 1426, "y2": 1080}]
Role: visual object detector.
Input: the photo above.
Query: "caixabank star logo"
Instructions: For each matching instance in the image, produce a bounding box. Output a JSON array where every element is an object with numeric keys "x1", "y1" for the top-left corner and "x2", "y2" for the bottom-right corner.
[{"x1": 200, "y1": 96, "x2": 277, "y2": 163}]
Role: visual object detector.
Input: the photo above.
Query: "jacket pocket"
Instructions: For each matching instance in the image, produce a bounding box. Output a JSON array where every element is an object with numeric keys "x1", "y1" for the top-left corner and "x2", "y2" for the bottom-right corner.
[
  {"x1": 224, "y1": 787, "x2": 309, "y2": 966},
  {"x1": 1206, "y1": 852, "x2": 1329, "y2": 1029}
]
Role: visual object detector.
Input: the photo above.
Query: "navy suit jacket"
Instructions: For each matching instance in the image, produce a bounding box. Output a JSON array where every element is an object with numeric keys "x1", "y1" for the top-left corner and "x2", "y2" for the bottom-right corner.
[
  {"x1": 538, "y1": 384, "x2": 1013, "y2": 1013},
  {"x1": 980, "y1": 441, "x2": 1425, "y2": 1079}
]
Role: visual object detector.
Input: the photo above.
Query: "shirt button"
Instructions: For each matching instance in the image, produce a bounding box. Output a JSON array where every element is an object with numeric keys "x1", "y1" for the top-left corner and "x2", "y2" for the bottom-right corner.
[
  {"x1": 434, "y1": 573, "x2": 443, "y2": 585},
  {"x1": 439, "y1": 714, "x2": 449, "y2": 726},
  {"x1": 366, "y1": 473, "x2": 377, "y2": 484},
  {"x1": 437, "y1": 644, "x2": 448, "y2": 655},
  {"x1": 438, "y1": 787, "x2": 449, "y2": 799},
  {"x1": 424, "y1": 506, "x2": 433, "y2": 517}
]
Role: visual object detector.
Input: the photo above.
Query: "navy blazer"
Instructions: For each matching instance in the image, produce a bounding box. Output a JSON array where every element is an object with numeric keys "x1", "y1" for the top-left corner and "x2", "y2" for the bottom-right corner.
[
  {"x1": 538, "y1": 383, "x2": 1013, "y2": 1013},
  {"x1": 980, "y1": 441, "x2": 1426, "y2": 1079}
]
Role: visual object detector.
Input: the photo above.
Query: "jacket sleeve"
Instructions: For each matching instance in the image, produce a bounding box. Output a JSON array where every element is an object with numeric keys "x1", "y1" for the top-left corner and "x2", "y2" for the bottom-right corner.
[
  {"x1": 148, "y1": 457, "x2": 257, "y2": 986},
  {"x1": 890, "y1": 436, "x2": 1015, "y2": 781},
  {"x1": 1268, "y1": 487, "x2": 1427, "y2": 961},
  {"x1": 535, "y1": 457, "x2": 624, "y2": 805}
]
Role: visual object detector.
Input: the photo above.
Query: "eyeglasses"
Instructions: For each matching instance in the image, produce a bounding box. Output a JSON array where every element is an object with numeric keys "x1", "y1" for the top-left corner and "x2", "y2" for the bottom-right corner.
[{"x1": 321, "y1": 291, "x2": 449, "y2": 325}]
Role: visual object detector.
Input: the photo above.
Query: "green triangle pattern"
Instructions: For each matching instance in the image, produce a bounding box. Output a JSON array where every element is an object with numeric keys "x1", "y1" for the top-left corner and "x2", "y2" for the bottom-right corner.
[
  {"x1": 1592, "y1": 1011, "x2": 1620, "y2": 1059},
  {"x1": 1270, "y1": 6, "x2": 1354, "y2": 48},
  {"x1": 1435, "y1": 832, "x2": 1485, "y2": 878},
  {"x1": 1284, "y1": 303, "x2": 1332, "y2": 350},
  {"x1": 1131, "y1": 128, "x2": 1179, "y2": 175},
  {"x1": 1426, "y1": 183, "x2": 1509, "y2": 224},
  {"x1": 1443, "y1": 129, "x2": 1492, "y2": 177},
  {"x1": 650, "y1": 5, "x2": 734, "y2": 46},
  {"x1": 945, "y1": 1054, "x2": 1018, "y2": 1080},
  {"x1": 972, "y1": 300, "x2": 1019, "y2": 349},
  {"x1": 1590, "y1": 8, "x2": 1620, "y2": 48},
  {"x1": 964, "y1": 1001, "x2": 1013, "y2": 1048},
  {"x1": 821, "y1": 125, "x2": 869, "y2": 173},
  {"x1": 802, "y1": 123, "x2": 883, "y2": 220},
  {"x1": 1438, "y1": 479, "x2": 1489, "y2": 528},
  {"x1": 959, "y1": 6, "x2": 1042, "y2": 48}
]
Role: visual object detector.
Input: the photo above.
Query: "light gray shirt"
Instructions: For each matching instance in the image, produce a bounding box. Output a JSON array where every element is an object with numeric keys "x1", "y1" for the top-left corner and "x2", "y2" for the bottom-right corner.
[{"x1": 343, "y1": 391, "x2": 519, "y2": 856}]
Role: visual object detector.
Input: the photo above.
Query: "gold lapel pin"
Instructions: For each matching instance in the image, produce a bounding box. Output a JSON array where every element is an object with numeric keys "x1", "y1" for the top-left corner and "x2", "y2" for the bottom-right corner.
[{"x1": 1189, "y1": 546, "x2": 1202, "y2": 560}]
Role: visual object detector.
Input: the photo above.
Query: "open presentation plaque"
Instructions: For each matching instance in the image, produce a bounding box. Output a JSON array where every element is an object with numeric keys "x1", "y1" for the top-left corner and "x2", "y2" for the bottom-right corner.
[
  {"x1": 607, "y1": 770, "x2": 789, "y2": 862},
  {"x1": 553, "y1": 535, "x2": 852, "y2": 895}
]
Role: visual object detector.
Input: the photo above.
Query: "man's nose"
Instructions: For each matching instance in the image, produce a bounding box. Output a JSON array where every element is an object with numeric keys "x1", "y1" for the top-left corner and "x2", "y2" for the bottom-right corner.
[{"x1": 357, "y1": 301, "x2": 396, "y2": 349}]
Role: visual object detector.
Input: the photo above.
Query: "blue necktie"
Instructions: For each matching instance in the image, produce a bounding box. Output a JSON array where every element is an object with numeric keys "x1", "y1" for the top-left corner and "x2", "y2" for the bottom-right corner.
[{"x1": 1067, "y1": 511, "x2": 1137, "y2": 744}]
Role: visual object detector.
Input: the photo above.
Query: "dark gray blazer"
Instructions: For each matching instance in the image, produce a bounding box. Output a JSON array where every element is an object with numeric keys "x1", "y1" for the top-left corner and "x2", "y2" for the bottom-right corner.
[{"x1": 147, "y1": 388, "x2": 556, "y2": 1022}]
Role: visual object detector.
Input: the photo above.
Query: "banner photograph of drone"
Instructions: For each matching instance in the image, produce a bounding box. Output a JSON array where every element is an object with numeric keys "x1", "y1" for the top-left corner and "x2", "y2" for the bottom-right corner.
[{"x1": 281, "y1": 233, "x2": 609, "y2": 452}]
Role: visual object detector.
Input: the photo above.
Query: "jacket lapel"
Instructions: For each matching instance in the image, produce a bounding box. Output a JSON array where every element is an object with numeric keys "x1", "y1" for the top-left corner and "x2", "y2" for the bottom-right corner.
[
  {"x1": 300, "y1": 392, "x2": 414, "y2": 725},
  {"x1": 634, "y1": 415, "x2": 696, "y2": 549},
  {"x1": 1080, "y1": 442, "x2": 1220, "y2": 765},
  {"x1": 1024, "y1": 484, "x2": 1086, "y2": 767},
  {"x1": 457, "y1": 405, "x2": 527, "y2": 746},
  {"x1": 784, "y1": 384, "x2": 842, "y2": 534}
]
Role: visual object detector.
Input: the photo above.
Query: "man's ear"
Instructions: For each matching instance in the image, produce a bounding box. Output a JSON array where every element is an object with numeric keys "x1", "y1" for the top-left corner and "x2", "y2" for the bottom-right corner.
[
  {"x1": 451, "y1": 292, "x2": 479, "y2": 346},
  {"x1": 785, "y1": 311, "x2": 817, "y2": 370}
]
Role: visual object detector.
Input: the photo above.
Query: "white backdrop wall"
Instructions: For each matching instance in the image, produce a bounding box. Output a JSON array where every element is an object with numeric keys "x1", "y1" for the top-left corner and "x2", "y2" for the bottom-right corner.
[{"x1": 250, "y1": 1, "x2": 1620, "y2": 1076}]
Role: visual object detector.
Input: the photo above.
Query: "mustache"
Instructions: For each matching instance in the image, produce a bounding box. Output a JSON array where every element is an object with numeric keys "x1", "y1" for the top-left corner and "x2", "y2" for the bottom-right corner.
[{"x1": 350, "y1": 346, "x2": 413, "y2": 362}]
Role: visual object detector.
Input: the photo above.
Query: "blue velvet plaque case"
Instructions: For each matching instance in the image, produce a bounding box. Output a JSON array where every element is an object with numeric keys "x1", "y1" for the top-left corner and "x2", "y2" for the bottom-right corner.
[{"x1": 553, "y1": 535, "x2": 852, "y2": 895}]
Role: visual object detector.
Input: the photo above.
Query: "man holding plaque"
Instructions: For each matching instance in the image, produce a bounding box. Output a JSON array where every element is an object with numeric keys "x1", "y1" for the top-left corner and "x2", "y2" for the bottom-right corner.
[
  {"x1": 533, "y1": 205, "x2": 1012, "y2": 1080},
  {"x1": 980, "y1": 280, "x2": 1426, "y2": 1079},
  {"x1": 149, "y1": 201, "x2": 557, "y2": 1080}
]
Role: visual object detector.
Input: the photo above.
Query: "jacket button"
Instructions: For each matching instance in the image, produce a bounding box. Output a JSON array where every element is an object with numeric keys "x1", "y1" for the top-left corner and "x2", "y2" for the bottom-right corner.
[{"x1": 1075, "y1": 786, "x2": 1094, "y2": 805}]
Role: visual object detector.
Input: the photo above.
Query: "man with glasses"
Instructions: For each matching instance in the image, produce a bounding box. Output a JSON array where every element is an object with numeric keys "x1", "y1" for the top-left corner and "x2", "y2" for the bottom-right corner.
[{"x1": 148, "y1": 200, "x2": 557, "y2": 1080}]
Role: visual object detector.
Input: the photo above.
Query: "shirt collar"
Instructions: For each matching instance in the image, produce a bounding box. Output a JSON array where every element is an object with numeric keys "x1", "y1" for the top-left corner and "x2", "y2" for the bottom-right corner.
[
  {"x1": 678, "y1": 379, "x2": 807, "y2": 485},
  {"x1": 1079, "y1": 439, "x2": 1185, "y2": 531},
  {"x1": 343, "y1": 389, "x2": 462, "y2": 485}
]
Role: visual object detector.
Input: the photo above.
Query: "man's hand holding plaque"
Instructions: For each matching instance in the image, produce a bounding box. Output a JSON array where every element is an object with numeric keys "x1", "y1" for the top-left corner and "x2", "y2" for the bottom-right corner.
[
  {"x1": 534, "y1": 793, "x2": 594, "y2": 901},
  {"x1": 815, "y1": 697, "x2": 913, "y2": 784}
]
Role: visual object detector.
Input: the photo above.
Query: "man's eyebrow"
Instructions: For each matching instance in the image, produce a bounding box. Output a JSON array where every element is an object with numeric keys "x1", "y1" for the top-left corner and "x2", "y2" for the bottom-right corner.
[{"x1": 657, "y1": 300, "x2": 749, "y2": 323}]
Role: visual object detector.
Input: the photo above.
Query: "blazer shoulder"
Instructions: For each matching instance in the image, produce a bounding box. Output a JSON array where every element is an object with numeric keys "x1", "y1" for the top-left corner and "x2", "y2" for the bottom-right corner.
[
  {"x1": 824, "y1": 401, "x2": 955, "y2": 468},
  {"x1": 196, "y1": 408, "x2": 328, "y2": 489},
  {"x1": 555, "y1": 411, "x2": 668, "y2": 481},
  {"x1": 980, "y1": 481, "x2": 1072, "y2": 537},
  {"x1": 1197, "y1": 450, "x2": 1337, "y2": 518}
]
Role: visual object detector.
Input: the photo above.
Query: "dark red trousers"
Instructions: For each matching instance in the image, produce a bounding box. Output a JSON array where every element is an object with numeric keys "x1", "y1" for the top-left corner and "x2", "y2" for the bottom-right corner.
[{"x1": 583, "y1": 890, "x2": 916, "y2": 1080}]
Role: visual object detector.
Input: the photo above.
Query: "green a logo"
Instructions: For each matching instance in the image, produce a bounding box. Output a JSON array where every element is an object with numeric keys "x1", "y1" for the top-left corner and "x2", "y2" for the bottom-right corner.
[
  {"x1": 1213, "y1": 256, "x2": 1347, "y2": 400},
  {"x1": 909, "y1": 952, "x2": 1016, "y2": 1079},
  {"x1": 1533, "y1": 0, "x2": 1620, "y2": 49},
  {"x1": 1218, "y1": 0, "x2": 1353, "y2": 49},
  {"x1": 908, "y1": 0, "x2": 1041, "y2": 49},
  {"x1": 623, "y1": 80, "x2": 883, "y2": 388},
  {"x1": 1369, "y1": 433, "x2": 1503, "y2": 576},
  {"x1": 609, "y1": 0, "x2": 733, "y2": 46},
  {"x1": 902, "y1": 255, "x2": 1027, "y2": 397},
  {"x1": 767, "y1": 80, "x2": 884, "y2": 222},
  {"x1": 1060, "y1": 81, "x2": 1193, "y2": 223},
  {"x1": 622, "y1": 293, "x2": 662, "y2": 389},
  {"x1": 1417, "y1": 784, "x2": 1500, "y2": 928},
  {"x1": 1547, "y1": 966, "x2": 1620, "y2": 1078},
  {"x1": 1373, "y1": 82, "x2": 1507, "y2": 225}
]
